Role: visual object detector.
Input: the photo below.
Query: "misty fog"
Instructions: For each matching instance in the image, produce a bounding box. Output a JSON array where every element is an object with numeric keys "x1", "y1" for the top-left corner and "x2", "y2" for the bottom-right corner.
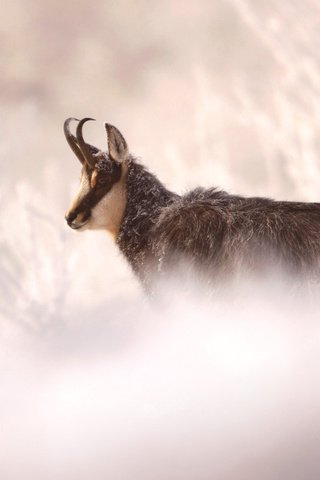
[{"x1": 1, "y1": 1, "x2": 320, "y2": 479}]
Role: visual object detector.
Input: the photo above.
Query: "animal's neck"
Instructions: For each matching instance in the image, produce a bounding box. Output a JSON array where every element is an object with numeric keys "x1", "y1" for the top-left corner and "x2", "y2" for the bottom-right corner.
[{"x1": 117, "y1": 159, "x2": 177, "y2": 276}]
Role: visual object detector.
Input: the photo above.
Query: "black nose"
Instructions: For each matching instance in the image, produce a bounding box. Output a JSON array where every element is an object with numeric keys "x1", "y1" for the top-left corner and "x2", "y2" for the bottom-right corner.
[{"x1": 65, "y1": 211, "x2": 77, "y2": 225}]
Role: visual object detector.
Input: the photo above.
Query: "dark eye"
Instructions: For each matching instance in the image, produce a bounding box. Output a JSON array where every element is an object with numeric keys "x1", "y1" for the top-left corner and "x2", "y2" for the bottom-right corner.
[{"x1": 97, "y1": 175, "x2": 108, "y2": 185}]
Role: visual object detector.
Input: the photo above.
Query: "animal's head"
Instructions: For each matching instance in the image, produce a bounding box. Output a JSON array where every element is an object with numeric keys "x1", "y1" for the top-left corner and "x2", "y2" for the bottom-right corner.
[{"x1": 64, "y1": 117, "x2": 129, "y2": 235}]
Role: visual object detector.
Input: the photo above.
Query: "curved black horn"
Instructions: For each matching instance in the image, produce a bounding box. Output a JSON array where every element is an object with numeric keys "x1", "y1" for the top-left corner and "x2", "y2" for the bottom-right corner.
[
  {"x1": 76, "y1": 117, "x2": 96, "y2": 168},
  {"x1": 64, "y1": 117, "x2": 87, "y2": 165}
]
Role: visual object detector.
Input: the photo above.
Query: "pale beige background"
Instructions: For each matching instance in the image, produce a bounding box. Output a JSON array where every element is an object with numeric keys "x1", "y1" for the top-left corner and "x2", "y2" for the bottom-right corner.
[
  {"x1": 1, "y1": 2, "x2": 320, "y2": 479},
  {"x1": 2, "y1": 0, "x2": 320, "y2": 318}
]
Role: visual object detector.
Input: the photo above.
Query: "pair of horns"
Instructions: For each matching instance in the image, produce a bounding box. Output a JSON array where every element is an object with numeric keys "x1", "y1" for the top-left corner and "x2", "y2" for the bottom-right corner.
[{"x1": 64, "y1": 117, "x2": 97, "y2": 168}]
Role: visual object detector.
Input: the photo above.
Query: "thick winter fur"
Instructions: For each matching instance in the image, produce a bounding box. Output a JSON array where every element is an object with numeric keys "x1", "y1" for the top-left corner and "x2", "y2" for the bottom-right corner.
[
  {"x1": 65, "y1": 119, "x2": 320, "y2": 293},
  {"x1": 117, "y1": 159, "x2": 320, "y2": 290}
]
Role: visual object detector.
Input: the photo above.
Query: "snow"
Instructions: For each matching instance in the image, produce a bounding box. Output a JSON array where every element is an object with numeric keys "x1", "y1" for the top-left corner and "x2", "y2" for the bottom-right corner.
[{"x1": 1, "y1": 0, "x2": 320, "y2": 478}]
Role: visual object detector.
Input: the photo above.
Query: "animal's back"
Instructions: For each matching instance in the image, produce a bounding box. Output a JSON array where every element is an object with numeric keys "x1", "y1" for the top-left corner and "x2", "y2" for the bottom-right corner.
[{"x1": 151, "y1": 187, "x2": 320, "y2": 282}]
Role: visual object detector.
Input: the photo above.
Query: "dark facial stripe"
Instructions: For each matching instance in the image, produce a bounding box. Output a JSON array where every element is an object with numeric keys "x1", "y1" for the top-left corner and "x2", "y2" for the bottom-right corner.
[{"x1": 72, "y1": 163, "x2": 122, "y2": 221}]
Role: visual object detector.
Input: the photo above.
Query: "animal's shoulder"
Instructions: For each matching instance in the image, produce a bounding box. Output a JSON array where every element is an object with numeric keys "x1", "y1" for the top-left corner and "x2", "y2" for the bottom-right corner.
[
  {"x1": 151, "y1": 188, "x2": 231, "y2": 245},
  {"x1": 155, "y1": 187, "x2": 244, "y2": 226}
]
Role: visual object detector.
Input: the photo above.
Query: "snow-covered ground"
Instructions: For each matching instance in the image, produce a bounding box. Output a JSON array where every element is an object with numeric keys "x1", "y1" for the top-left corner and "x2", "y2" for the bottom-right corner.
[
  {"x1": 1, "y1": 282, "x2": 320, "y2": 480},
  {"x1": 1, "y1": 1, "x2": 320, "y2": 478}
]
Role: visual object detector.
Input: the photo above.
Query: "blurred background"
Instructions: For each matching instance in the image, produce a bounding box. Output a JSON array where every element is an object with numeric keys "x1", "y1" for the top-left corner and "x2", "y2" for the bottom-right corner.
[
  {"x1": 2, "y1": 0, "x2": 320, "y2": 195},
  {"x1": 2, "y1": 0, "x2": 320, "y2": 321},
  {"x1": 1, "y1": 1, "x2": 320, "y2": 479}
]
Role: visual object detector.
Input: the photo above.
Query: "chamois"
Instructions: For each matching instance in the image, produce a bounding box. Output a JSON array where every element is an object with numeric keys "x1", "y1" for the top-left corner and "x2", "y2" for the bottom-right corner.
[{"x1": 64, "y1": 117, "x2": 320, "y2": 291}]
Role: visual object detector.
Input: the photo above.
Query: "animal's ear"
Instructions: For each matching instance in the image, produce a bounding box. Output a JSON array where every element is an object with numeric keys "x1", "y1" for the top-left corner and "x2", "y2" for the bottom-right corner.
[{"x1": 104, "y1": 123, "x2": 128, "y2": 163}]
